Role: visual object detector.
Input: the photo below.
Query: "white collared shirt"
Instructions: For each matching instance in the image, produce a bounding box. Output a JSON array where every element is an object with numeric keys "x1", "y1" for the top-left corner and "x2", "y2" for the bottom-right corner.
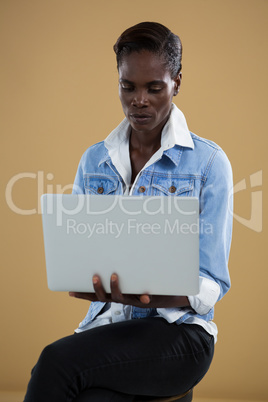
[{"x1": 104, "y1": 104, "x2": 194, "y2": 194}]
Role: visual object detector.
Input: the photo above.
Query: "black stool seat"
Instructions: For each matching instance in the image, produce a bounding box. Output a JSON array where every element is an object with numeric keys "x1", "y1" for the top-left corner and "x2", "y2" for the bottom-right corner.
[{"x1": 134, "y1": 388, "x2": 193, "y2": 401}]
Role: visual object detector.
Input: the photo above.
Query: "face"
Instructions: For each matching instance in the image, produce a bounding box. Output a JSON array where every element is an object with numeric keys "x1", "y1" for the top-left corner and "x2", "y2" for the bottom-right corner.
[{"x1": 118, "y1": 50, "x2": 181, "y2": 136}]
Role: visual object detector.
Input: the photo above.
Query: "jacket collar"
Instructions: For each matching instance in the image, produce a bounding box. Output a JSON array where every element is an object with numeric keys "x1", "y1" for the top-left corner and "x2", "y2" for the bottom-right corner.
[{"x1": 102, "y1": 104, "x2": 194, "y2": 167}]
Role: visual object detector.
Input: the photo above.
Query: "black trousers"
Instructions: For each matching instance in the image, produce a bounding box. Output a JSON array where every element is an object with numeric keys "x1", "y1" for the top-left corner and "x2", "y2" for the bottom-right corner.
[{"x1": 24, "y1": 318, "x2": 214, "y2": 402}]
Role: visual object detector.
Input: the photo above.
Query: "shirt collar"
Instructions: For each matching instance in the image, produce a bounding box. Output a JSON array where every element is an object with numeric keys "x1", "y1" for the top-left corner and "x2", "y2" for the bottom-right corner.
[
  {"x1": 104, "y1": 103, "x2": 194, "y2": 152},
  {"x1": 161, "y1": 103, "x2": 194, "y2": 150}
]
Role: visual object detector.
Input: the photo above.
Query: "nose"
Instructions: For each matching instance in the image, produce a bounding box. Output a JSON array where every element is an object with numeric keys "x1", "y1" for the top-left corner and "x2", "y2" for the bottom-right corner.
[{"x1": 131, "y1": 89, "x2": 149, "y2": 107}]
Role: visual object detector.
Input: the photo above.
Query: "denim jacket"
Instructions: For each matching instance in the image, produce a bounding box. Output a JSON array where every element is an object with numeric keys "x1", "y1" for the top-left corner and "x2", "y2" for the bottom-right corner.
[{"x1": 72, "y1": 105, "x2": 233, "y2": 330}]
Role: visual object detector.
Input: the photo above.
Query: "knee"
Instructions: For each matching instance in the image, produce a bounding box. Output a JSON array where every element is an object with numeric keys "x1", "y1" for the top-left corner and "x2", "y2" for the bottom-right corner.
[{"x1": 34, "y1": 341, "x2": 66, "y2": 377}]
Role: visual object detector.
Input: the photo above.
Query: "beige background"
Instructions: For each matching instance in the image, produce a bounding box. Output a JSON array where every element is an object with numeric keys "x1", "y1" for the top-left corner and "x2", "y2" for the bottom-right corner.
[{"x1": 1, "y1": 0, "x2": 267, "y2": 400}]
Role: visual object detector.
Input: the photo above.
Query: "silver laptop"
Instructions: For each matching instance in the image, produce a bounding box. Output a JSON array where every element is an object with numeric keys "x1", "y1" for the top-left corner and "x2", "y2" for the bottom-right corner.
[{"x1": 41, "y1": 194, "x2": 199, "y2": 296}]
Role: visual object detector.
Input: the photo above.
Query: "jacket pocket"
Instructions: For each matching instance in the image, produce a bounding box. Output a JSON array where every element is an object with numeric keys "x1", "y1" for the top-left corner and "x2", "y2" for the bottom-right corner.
[
  {"x1": 151, "y1": 176, "x2": 194, "y2": 196},
  {"x1": 84, "y1": 174, "x2": 120, "y2": 195}
]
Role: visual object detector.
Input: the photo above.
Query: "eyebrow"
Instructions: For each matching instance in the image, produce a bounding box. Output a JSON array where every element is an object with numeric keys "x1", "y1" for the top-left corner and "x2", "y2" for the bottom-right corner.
[{"x1": 120, "y1": 79, "x2": 166, "y2": 86}]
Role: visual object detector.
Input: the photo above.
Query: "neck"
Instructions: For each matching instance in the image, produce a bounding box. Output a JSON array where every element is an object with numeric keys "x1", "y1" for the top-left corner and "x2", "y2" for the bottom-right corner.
[
  {"x1": 129, "y1": 115, "x2": 169, "y2": 153},
  {"x1": 130, "y1": 130, "x2": 161, "y2": 154}
]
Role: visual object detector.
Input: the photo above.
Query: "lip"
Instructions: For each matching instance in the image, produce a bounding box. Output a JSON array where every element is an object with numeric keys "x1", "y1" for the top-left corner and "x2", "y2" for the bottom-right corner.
[{"x1": 130, "y1": 113, "x2": 152, "y2": 125}]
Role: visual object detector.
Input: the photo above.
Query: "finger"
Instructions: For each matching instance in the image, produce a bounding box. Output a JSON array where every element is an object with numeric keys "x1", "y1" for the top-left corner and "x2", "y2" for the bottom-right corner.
[
  {"x1": 139, "y1": 294, "x2": 151, "y2": 304},
  {"x1": 92, "y1": 275, "x2": 110, "y2": 302},
  {"x1": 110, "y1": 273, "x2": 124, "y2": 303}
]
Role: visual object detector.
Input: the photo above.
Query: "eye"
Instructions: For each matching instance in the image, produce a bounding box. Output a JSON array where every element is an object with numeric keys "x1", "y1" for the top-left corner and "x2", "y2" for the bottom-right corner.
[
  {"x1": 148, "y1": 87, "x2": 163, "y2": 94},
  {"x1": 121, "y1": 84, "x2": 134, "y2": 92}
]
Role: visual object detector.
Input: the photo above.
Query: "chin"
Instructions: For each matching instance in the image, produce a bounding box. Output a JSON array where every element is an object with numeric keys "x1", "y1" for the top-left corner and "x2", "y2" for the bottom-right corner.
[{"x1": 131, "y1": 123, "x2": 153, "y2": 132}]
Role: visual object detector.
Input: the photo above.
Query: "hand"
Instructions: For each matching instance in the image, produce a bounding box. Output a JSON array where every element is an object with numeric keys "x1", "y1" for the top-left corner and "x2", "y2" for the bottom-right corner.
[
  {"x1": 69, "y1": 274, "x2": 190, "y2": 309},
  {"x1": 69, "y1": 274, "x2": 152, "y2": 307}
]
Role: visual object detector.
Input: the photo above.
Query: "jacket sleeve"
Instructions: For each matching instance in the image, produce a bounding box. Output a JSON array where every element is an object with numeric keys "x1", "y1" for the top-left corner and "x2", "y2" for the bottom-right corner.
[
  {"x1": 72, "y1": 156, "x2": 85, "y2": 194},
  {"x1": 197, "y1": 148, "x2": 233, "y2": 301}
]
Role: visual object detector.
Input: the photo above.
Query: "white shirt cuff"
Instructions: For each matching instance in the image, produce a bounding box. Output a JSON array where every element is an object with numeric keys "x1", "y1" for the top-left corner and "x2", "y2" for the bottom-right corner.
[{"x1": 188, "y1": 276, "x2": 220, "y2": 315}]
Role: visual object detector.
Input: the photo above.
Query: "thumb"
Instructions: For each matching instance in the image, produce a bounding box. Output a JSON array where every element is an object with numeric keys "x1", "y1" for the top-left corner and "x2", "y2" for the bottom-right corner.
[{"x1": 140, "y1": 294, "x2": 151, "y2": 304}]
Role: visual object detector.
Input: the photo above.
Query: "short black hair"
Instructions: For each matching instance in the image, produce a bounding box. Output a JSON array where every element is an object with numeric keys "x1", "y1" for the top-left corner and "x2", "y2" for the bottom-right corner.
[{"x1": 113, "y1": 22, "x2": 182, "y2": 79}]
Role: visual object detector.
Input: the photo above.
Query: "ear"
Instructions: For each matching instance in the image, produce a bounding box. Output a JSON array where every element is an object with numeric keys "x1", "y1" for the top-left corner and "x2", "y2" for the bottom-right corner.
[{"x1": 173, "y1": 72, "x2": 182, "y2": 96}]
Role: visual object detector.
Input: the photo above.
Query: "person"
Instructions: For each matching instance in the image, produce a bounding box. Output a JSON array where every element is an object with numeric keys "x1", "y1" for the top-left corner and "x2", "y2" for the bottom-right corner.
[{"x1": 24, "y1": 22, "x2": 233, "y2": 401}]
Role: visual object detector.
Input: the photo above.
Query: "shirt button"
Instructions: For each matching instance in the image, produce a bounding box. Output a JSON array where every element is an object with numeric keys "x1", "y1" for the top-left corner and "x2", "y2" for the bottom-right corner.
[
  {"x1": 169, "y1": 185, "x2": 176, "y2": 193},
  {"x1": 114, "y1": 311, "x2": 121, "y2": 315},
  {"x1": 138, "y1": 186, "x2": 146, "y2": 193},
  {"x1": 97, "y1": 187, "x2": 104, "y2": 194}
]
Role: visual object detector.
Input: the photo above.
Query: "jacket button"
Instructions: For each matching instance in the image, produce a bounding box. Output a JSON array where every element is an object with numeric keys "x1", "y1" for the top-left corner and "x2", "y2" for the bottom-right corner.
[
  {"x1": 138, "y1": 186, "x2": 146, "y2": 193},
  {"x1": 97, "y1": 187, "x2": 104, "y2": 194},
  {"x1": 169, "y1": 186, "x2": 176, "y2": 193}
]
